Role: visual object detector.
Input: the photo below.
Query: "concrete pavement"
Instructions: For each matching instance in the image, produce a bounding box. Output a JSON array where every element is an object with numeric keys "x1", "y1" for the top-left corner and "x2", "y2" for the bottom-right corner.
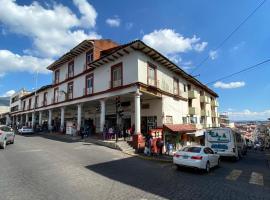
[{"x1": 0, "y1": 134, "x2": 269, "y2": 200}]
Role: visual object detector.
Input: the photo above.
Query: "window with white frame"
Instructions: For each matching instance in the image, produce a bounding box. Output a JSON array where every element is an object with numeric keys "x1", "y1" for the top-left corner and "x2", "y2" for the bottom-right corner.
[
  {"x1": 111, "y1": 63, "x2": 122, "y2": 88},
  {"x1": 165, "y1": 116, "x2": 173, "y2": 124},
  {"x1": 190, "y1": 116, "x2": 197, "y2": 124},
  {"x1": 182, "y1": 117, "x2": 187, "y2": 124},
  {"x1": 86, "y1": 74, "x2": 94, "y2": 95}
]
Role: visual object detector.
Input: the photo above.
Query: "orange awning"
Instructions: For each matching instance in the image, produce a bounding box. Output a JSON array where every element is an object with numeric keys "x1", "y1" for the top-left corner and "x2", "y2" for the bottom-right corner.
[{"x1": 164, "y1": 124, "x2": 197, "y2": 133}]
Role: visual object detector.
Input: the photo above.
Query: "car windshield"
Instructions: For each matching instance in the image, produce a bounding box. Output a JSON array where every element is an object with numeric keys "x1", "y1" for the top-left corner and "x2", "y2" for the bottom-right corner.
[{"x1": 181, "y1": 147, "x2": 201, "y2": 153}]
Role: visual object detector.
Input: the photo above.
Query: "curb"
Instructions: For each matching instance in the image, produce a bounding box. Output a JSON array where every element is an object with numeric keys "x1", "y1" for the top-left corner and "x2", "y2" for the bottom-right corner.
[{"x1": 122, "y1": 151, "x2": 172, "y2": 163}]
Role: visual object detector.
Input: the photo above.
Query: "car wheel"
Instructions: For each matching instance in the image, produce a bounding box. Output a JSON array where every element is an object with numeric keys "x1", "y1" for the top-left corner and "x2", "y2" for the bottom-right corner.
[
  {"x1": 205, "y1": 161, "x2": 210, "y2": 173},
  {"x1": 217, "y1": 159, "x2": 221, "y2": 167},
  {"x1": 0, "y1": 140, "x2": 7, "y2": 149},
  {"x1": 176, "y1": 165, "x2": 181, "y2": 170}
]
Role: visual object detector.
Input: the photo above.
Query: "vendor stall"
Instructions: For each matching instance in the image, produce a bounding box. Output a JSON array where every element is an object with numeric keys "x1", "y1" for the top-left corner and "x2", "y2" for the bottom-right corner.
[{"x1": 163, "y1": 124, "x2": 197, "y2": 153}]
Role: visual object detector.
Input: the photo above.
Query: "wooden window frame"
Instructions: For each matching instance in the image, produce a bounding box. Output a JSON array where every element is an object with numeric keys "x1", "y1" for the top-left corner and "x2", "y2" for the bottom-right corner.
[
  {"x1": 43, "y1": 92, "x2": 47, "y2": 106},
  {"x1": 86, "y1": 49, "x2": 94, "y2": 65},
  {"x1": 85, "y1": 73, "x2": 94, "y2": 95},
  {"x1": 23, "y1": 101, "x2": 26, "y2": 111},
  {"x1": 147, "y1": 62, "x2": 157, "y2": 87},
  {"x1": 35, "y1": 95, "x2": 39, "y2": 108},
  {"x1": 67, "y1": 82, "x2": 73, "y2": 100},
  {"x1": 68, "y1": 61, "x2": 74, "y2": 78},
  {"x1": 173, "y1": 78, "x2": 179, "y2": 95},
  {"x1": 54, "y1": 69, "x2": 60, "y2": 84},
  {"x1": 111, "y1": 62, "x2": 123, "y2": 88},
  {"x1": 54, "y1": 87, "x2": 59, "y2": 103},
  {"x1": 28, "y1": 98, "x2": 32, "y2": 110}
]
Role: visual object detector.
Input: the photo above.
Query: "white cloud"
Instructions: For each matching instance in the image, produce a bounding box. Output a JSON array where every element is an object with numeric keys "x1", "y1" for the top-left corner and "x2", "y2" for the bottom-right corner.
[
  {"x1": 0, "y1": 50, "x2": 53, "y2": 74},
  {"x1": 0, "y1": 0, "x2": 101, "y2": 58},
  {"x1": 168, "y1": 54, "x2": 182, "y2": 64},
  {"x1": 2, "y1": 90, "x2": 15, "y2": 97},
  {"x1": 73, "y1": 0, "x2": 97, "y2": 28},
  {"x1": 227, "y1": 109, "x2": 270, "y2": 121},
  {"x1": 194, "y1": 42, "x2": 208, "y2": 52},
  {"x1": 142, "y1": 29, "x2": 207, "y2": 55},
  {"x1": 213, "y1": 81, "x2": 245, "y2": 89},
  {"x1": 209, "y1": 50, "x2": 218, "y2": 60},
  {"x1": 106, "y1": 16, "x2": 121, "y2": 27}
]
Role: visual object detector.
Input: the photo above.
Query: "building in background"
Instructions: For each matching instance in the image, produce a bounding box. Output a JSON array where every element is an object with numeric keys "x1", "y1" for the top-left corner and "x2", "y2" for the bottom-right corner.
[
  {"x1": 0, "y1": 97, "x2": 11, "y2": 125},
  {"x1": 9, "y1": 89, "x2": 30, "y2": 125}
]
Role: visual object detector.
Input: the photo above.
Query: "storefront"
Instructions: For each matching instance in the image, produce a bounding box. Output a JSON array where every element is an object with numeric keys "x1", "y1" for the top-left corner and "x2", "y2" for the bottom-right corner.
[{"x1": 163, "y1": 124, "x2": 197, "y2": 151}]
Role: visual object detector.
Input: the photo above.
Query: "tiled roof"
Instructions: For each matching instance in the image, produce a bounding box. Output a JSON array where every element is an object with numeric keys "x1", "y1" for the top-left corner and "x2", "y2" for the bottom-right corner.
[{"x1": 164, "y1": 124, "x2": 197, "y2": 133}]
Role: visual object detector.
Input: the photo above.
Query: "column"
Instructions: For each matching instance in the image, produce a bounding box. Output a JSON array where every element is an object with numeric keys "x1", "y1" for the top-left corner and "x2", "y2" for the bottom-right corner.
[
  {"x1": 26, "y1": 113, "x2": 29, "y2": 126},
  {"x1": 60, "y1": 107, "x2": 65, "y2": 131},
  {"x1": 39, "y1": 111, "x2": 42, "y2": 126},
  {"x1": 20, "y1": 114, "x2": 23, "y2": 126},
  {"x1": 48, "y1": 109, "x2": 52, "y2": 131},
  {"x1": 15, "y1": 115, "x2": 19, "y2": 126},
  {"x1": 100, "y1": 99, "x2": 105, "y2": 133},
  {"x1": 31, "y1": 112, "x2": 35, "y2": 128},
  {"x1": 77, "y1": 104, "x2": 82, "y2": 131},
  {"x1": 5, "y1": 115, "x2": 10, "y2": 125},
  {"x1": 134, "y1": 89, "x2": 141, "y2": 134}
]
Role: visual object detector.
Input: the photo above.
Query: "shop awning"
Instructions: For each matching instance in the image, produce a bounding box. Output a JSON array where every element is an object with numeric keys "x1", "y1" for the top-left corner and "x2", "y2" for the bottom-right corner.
[{"x1": 164, "y1": 124, "x2": 197, "y2": 133}]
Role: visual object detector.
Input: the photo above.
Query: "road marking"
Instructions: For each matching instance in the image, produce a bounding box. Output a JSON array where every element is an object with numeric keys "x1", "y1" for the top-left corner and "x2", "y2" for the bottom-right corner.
[
  {"x1": 226, "y1": 169, "x2": 242, "y2": 181},
  {"x1": 249, "y1": 172, "x2": 264, "y2": 186},
  {"x1": 18, "y1": 149, "x2": 43, "y2": 153}
]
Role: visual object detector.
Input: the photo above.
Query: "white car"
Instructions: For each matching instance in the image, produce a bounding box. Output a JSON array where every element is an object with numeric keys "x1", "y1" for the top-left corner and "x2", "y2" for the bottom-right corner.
[
  {"x1": 18, "y1": 126, "x2": 34, "y2": 134},
  {"x1": 173, "y1": 146, "x2": 220, "y2": 172},
  {"x1": 0, "y1": 125, "x2": 15, "y2": 149}
]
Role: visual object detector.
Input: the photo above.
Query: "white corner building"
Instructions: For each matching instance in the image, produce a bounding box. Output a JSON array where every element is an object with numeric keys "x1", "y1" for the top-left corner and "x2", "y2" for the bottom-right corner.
[{"x1": 10, "y1": 39, "x2": 219, "y2": 147}]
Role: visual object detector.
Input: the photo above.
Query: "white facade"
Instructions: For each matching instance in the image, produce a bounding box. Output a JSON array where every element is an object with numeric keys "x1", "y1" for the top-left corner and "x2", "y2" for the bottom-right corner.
[{"x1": 11, "y1": 39, "x2": 219, "y2": 134}]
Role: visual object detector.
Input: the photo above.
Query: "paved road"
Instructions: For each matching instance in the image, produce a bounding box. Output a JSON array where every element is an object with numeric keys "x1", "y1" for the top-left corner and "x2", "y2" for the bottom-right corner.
[{"x1": 0, "y1": 134, "x2": 270, "y2": 200}]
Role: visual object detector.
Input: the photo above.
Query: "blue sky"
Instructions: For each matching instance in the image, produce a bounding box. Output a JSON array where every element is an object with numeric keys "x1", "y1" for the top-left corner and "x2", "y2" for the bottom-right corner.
[{"x1": 0, "y1": 0, "x2": 269, "y2": 120}]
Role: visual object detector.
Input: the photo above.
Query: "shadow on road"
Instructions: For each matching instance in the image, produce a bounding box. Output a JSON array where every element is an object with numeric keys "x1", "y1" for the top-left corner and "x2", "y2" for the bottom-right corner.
[
  {"x1": 17, "y1": 132, "x2": 81, "y2": 143},
  {"x1": 85, "y1": 156, "x2": 223, "y2": 200}
]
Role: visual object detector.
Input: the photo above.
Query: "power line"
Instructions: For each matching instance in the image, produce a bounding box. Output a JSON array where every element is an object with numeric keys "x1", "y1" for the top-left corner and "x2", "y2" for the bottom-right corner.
[
  {"x1": 191, "y1": 0, "x2": 267, "y2": 75},
  {"x1": 206, "y1": 58, "x2": 270, "y2": 85}
]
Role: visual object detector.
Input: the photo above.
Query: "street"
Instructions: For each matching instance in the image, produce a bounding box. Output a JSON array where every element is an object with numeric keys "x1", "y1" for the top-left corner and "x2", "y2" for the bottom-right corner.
[{"x1": 0, "y1": 135, "x2": 270, "y2": 200}]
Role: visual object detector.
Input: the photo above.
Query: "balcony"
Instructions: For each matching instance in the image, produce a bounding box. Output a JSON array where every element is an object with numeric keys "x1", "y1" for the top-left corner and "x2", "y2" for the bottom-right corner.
[
  {"x1": 189, "y1": 107, "x2": 199, "y2": 115},
  {"x1": 201, "y1": 110, "x2": 210, "y2": 117},
  {"x1": 188, "y1": 90, "x2": 197, "y2": 99},
  {"x1": 211, "y1": 100, "x2": 219, "y2": 107},
  {"x1": 200, "y1": 95, "x2": 210, "y2": 104}
]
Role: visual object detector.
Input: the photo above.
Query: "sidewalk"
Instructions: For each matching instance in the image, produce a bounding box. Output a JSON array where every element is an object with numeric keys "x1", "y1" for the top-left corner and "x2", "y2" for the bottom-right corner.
[{"x1": 39, "y1": 132, "x2": 173, "y2": 163}]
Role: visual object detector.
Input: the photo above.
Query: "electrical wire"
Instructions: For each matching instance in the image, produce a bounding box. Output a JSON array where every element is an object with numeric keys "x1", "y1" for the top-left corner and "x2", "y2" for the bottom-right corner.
[
  {"x1": 191, "y1": 0, "x2": 267, "y2": 75},
  {"x1": 206, "y1": 58, "x2": 270, "y2": 85}
]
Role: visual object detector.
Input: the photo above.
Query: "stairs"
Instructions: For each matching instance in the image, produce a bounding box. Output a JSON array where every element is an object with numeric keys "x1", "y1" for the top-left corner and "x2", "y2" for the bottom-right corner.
[{"x1": 116, "y1": 140, "x2": 136, "y2": 155}]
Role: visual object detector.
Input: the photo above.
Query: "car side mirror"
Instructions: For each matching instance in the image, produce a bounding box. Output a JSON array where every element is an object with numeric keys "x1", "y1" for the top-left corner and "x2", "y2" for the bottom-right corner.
[{"x1": 214, "y1": 151, "x2": 217, "y2": 154}]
